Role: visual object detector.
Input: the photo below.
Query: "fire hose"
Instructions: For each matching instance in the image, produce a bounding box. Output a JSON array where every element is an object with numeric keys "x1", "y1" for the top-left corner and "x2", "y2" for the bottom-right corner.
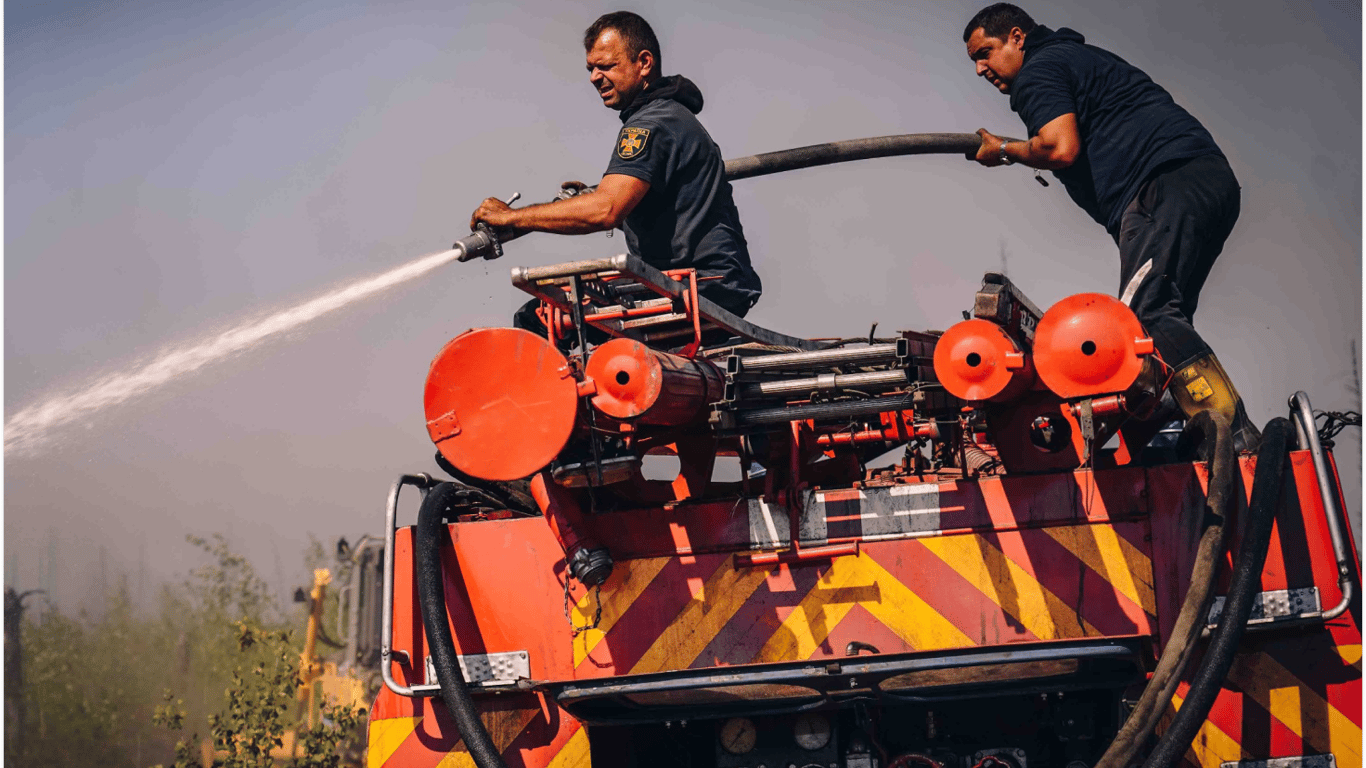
[
  {"x1": 1144, "y1": 417, "x2": 1290, "y2": 768},
  {"x1": 1093, "y1": 410, "x2": 1233, "y2": 768},
  {"x1": 453, "y1": 132, "x2": 1000, "y2": 262},
  {"x1": 416, "y1": 482, "x2": 510, "y2": 768}
]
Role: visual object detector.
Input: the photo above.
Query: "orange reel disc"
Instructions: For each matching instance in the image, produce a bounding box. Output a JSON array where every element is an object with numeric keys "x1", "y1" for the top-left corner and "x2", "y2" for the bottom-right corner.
[
  {"x1": 424, "y1": 328, "x2": 579, "y2": 481},
  {"x1": 933, "y1": 319, "x2": 1033, "y2": 402},
  {"x1": 1033, "y1": 293, "x2": 1154, "y2": 399}
]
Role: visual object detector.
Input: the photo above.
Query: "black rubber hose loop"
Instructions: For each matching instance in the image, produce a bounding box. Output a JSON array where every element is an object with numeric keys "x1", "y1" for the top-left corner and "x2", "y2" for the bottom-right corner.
[
  {"x1": 416, "y1": 482, "x2": 510, "y2": 768},
  {"x1": 1093, "y1": 410, "x2": 1234, "y2": 768},
  {"x1": 1143, "y1": 417, "x2": 1291, "y2": 768}
]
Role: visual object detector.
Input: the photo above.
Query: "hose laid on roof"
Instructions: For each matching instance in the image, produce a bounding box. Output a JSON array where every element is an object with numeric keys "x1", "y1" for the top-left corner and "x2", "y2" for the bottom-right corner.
[
  {"x1": 1144, "y1": 417, "x2": 1290, "y2": 768},
  {"x1": 723, "y1": 132, "x2": 999, "y2": 180},
  {"x1": 1092, "y1": 410, "x2": 1234, "y2": 768},
  {"x1": 416, "y1": 483, "x2": 510, "y2": 768}
]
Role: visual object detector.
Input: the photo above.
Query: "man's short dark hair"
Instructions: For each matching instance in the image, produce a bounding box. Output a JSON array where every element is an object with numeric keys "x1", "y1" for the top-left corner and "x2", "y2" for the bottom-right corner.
[
  {"x1": 584, "y1": 11, "x2": 662, "y2": 68},
  {"x1": 963, "y1": 3, "x2": 1036, "y2": 42}
]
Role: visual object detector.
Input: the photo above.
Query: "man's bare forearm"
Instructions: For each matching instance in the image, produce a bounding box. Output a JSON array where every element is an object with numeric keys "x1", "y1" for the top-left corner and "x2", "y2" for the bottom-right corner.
[{"x1": 503, "y1": 195, "x2": 619, "y2": 235}]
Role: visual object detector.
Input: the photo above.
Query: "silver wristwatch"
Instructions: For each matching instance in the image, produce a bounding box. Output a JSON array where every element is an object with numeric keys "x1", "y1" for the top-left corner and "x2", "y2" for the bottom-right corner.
[{"x1": 999, "y1": 140, "x2": 1014, "y2": 165}]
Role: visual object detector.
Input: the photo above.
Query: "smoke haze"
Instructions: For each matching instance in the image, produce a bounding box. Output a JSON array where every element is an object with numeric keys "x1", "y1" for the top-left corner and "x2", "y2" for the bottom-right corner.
[{"x1": 6, "y1": 0, "x2": 1360, "y2": 610}]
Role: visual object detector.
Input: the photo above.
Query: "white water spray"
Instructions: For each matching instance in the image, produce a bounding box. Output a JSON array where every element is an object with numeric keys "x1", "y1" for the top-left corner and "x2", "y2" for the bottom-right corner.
[{"x1": 6, "y1": 249, "x2": 463, "y2": 458}]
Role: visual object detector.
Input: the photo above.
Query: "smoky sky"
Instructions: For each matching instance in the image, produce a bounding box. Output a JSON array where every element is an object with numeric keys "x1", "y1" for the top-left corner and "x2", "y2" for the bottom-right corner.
[{"x1": 5, "y1": 0, "x2": 1361, "y2": 611}]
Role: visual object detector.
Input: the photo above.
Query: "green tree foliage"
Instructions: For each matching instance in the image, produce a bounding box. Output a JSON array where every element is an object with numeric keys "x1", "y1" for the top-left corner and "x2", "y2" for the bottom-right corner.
[{"x1": 7, "y1": 535, "x2": 365, "y2": 768}]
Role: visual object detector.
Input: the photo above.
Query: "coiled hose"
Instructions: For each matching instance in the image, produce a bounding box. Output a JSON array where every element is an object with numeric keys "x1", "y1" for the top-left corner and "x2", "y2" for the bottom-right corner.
[
  {"x1": 1093, "y1": 410, "x2": 1234, "y2": 768},
  {"x1": 416, "y1": 482, "x2": 510, "y2": 768},
  {"x1": 1144, "y1": 417, "x2": 1290, "y2": 768}
]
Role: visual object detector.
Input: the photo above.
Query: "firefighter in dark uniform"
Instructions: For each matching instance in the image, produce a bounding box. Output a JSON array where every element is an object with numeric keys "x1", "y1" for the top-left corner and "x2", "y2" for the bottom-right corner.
[
  {"x1": 961, "y1": 3, "x2": 1261, "y2": 451},
  {"x1": 470, "y1": 11, "x2": 762, "y2": 337}
]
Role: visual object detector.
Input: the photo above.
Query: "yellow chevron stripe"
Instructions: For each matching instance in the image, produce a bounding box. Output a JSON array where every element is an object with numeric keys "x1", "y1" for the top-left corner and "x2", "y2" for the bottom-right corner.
[
  {"x1": 1269, "y1": 685, "x2": 1301, "y2": 737},
  {"x1": 572, "y1": 556, "x2": 672, "y2": 667},
  {"x1": 545, "y1": 727, "x2": 591, "y2": 768},
  {"x1": 630, "y1": 556, "x2": 771, "y2": 674},
  {"x1": 1168, "y1": 692, "x2": 1241, "y2": 768},
  {"x1": 1040, "y1": 524, "x2": 1156, "y2": 615},
  {"x1": 367, "y1": 716, "x2": 420, "y2": 768},
  {"x1": 754, "y1": 553, "x2": 974, "y2": 662},
  {"x1": 1338, "y1": 643, "x2": 1362, "y2": 666},
  {"x1": 920, "y1": 534, "x2": 1101, "y2": 640},
  {"x1": 435, "y1": 751, "x2": 477, "y2": 768},
  {"x1": 1230, "y1": 651, "x2": 1362, "y2": 767}
]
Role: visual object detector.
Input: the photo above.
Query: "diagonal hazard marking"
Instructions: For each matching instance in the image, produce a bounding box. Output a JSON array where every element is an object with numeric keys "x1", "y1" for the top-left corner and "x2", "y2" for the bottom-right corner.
[
  {"x1": 368, "y1": 716, "x2": 421, "y2": 768},
  {"x1": 630, "y1": 556, "x2": 771, "y2": 674},
  {"x1": 545, "y1": 726, "x2": 591, "y2": 768},
  {"x1": 571, "y1": 556, "x2": 671, "y2": 667},
  {"x1": 1167, "y1": 691, "x2": 1241, "y2": 768},
  {"x1": 920, "y1": 534, "x2": 1100, "y2": 640},
  {"x1": 1041, "y1": 524, "x2": 1156, "y2": 615},
  {"x1": 753, "y1": 553, "x2": 974, "y2": 663},
  {"x1": 1230, "y1": 651, "x2": 1362, "y2": 765},
  {"x1": 434, "y1": 752, "x2": 477, "y2": 768}
]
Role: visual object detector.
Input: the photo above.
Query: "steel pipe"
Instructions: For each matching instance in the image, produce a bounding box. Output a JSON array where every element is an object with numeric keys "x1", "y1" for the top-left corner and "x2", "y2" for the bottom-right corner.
[
  {"x1": 734, "y1": 392, "x2": 918, "y2": 426},
  {"x1": 730, "y1": 343, "x2": 902, "y2": 373},
  {"x1": 740, "y1": 369, "x2": 910, "y2": 399}
]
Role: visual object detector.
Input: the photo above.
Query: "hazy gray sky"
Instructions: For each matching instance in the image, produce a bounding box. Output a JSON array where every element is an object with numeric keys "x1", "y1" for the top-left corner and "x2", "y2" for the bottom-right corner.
[{"x1": 6, "y1": 0, "x2": 1361, "y2": 612}]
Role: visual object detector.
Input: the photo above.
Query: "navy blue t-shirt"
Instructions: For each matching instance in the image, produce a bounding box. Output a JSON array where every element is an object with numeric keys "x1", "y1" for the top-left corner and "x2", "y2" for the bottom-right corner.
[
  {"x1": 603, "y1": 75, "x2": 761, "y2": 312},
  {"x1": 1009, "y1": 26, "x2": 1223, "y2": 234}
]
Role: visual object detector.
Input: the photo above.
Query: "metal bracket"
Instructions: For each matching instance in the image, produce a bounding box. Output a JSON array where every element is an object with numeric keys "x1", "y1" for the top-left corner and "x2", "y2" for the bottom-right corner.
[
  {"x1": 1221, "y1": 756, "x2": 1337, "y2": 768},
  {"x1": 1206, "y1": 587, "x2": 1321, "y2": 629},
  {"x1": 413, "y1": 651, "x2": 532, "y2": 694}
]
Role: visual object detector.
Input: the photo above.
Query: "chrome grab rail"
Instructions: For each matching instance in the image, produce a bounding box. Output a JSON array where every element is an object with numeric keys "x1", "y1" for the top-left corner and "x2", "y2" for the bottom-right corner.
[
  {"x1": 381, "y1": 474, "x2": 437, "y2": 697},
  {"x1": 1286, "y1": 391, "x2": 1355, "y2": 625},
  {"x1": 1209, "y1": 392, "x2": 1357, "y2": 634}
]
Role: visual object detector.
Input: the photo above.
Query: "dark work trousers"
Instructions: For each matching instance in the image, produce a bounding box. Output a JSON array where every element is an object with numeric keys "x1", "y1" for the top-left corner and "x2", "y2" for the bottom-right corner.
[
  {"x1": 1113, "y1": 153, "x2": 1241, "y2": 370},
  {"x1": 513, "y1": 280, "x2": 757, "y2": 349}
]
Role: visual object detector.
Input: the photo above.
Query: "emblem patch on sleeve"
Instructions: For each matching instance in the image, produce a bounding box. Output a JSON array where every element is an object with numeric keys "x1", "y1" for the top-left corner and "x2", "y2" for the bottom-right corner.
[{"x1": 617, "y1": 126, "x2": 651, "y2": 160}]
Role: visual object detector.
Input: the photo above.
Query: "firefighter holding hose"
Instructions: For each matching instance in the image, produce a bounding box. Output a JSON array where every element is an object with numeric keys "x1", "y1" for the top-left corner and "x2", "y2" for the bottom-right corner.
[
  {"x1": 469, "y1": 11, "x2": 763, "y2": 337},
  {"x1": 961, "y1": 3, "x2": 1261, "y2": 451}
]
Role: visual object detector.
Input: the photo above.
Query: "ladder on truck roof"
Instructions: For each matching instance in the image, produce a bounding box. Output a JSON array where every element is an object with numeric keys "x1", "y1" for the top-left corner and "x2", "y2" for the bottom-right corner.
[{"x1": 511, "y1": 254, "x2": 820, "y2": 352}]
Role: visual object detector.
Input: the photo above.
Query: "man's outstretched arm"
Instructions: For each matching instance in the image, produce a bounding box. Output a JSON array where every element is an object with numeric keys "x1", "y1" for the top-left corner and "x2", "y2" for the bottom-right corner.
[
  {"x1": 973, "y1": 113, "x2": 1080, "y2": 170},
  {"x1": 470, "y1": 174, "x2": 650, "y2": 235}
]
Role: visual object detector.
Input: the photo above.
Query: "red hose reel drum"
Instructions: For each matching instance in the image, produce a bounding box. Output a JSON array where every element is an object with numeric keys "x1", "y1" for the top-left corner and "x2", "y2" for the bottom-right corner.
[
  {"x1": 932, "y1": 319, "x2": 1034, "y2": 402},
  {"x1": 1033, "y1": 293, "x2": 1155, "y2": 399},
  {"x1": 424, "y1": 328, "x2": 579, "y2": 481},
  {"x1": 585, "y1": 338, "x2": 724, "y2": 426}
]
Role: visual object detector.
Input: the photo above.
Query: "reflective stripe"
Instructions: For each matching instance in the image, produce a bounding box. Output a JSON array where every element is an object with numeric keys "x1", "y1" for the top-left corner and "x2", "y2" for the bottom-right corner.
[{"x1": 1119, "y1": 259, "x2": 1153, "y2": 306}]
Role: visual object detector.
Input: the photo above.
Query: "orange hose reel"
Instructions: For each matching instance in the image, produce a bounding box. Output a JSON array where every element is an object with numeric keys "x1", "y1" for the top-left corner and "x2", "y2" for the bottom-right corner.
[
  {"x1": 424, "y1": 328, "x2": 580, "y2": 481},
  {"x1": 1033, "y1": 293, "x2": 1154, "y2": 399},
  {"x1": 932, "y1": 318, "x2": 1035, "y2": 402}
]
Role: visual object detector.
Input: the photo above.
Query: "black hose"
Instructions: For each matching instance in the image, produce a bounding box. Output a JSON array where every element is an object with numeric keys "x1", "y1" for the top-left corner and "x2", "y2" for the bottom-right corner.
[
  {"x1": 1143, "y1": 417, "x2": 1290, "y2": 768},
  {"x1": 723, "y1": 132, "x2": 999, "y2": 180},
  {"x1": 1092, "y1": 410, "x2": 1234, "y2": 768},
  {"x1": 415, "y1": 482, "x2": 510, "y2": 768}
]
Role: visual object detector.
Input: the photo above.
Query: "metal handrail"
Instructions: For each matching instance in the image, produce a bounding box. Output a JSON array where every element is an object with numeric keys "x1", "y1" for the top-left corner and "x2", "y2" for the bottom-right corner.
[
  {"x1": 1213, "y1": 392, "x2": 1358, "y2": 634},
  {"x1": 1287, "y1": 391, "x2": 1356, "y2": 624},
  {"x1": 381, "y1": 474, "x2": 437, "y2": 696}
]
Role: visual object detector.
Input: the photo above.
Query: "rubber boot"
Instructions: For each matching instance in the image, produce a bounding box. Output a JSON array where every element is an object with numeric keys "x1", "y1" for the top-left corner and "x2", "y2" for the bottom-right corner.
[{"x1": 1168, "y1": 353, "x2": 1262, "y2": 453}]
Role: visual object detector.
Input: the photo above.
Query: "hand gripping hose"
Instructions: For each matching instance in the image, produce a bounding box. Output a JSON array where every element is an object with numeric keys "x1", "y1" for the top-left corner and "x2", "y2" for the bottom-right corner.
[
  {"x1": 1143, "y1": 417, "x2": 1290, "y2": 768},
  {"x1": 415, "y1": 482, "x2": 510, "y2": 768},
  {"x1": 1092, "y1": 410, "x2": 1234, "y2": 768}
]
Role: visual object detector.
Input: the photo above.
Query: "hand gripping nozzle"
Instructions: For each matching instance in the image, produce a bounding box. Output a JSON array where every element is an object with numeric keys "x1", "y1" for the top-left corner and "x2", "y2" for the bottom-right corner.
[{"x1": 454, "y1": 192, "x2": 521, "y2": 262}]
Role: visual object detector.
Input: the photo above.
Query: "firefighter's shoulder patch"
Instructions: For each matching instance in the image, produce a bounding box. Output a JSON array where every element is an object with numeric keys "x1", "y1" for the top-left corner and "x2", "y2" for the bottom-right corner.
[{"x1": 617, "y1": 126, "x2": 651, "y2": 160}]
